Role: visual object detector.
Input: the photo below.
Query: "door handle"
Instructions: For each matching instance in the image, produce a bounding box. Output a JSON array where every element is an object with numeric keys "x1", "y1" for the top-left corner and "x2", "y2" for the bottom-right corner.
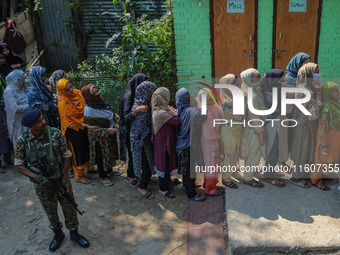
[
  {"x1": 244, "y1": 49, "x2": 256, "y2": 59},
  {"x1": 273, "y1": 49, "x2": 286, "y2": 60}
]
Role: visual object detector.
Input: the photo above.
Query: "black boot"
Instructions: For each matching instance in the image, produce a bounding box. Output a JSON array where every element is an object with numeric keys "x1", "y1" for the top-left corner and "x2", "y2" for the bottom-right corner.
[
  {"x1": 70, "y1": 230, "x2": 90, "y2": 248},
  {"x1": 49, "y1": 229, "x2": 65, "y2": 252}
]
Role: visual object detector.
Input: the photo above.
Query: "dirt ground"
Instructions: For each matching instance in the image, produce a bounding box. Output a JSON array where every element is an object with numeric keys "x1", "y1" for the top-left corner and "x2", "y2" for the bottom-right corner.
[{"x1": 0, "y1": 161, "x2": 189, "y2": 255}]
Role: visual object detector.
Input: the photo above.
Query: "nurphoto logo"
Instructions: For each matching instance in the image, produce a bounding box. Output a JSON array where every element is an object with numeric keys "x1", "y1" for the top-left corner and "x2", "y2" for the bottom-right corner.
[{"x1": 198, "y1": 82, "x2": 313, "y2": 128}]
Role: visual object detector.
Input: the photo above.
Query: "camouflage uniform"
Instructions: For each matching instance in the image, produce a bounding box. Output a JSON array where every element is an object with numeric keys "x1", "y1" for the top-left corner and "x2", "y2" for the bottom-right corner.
[{"x1": 15, "y1": 127, "x2": 78, "y2": 232}]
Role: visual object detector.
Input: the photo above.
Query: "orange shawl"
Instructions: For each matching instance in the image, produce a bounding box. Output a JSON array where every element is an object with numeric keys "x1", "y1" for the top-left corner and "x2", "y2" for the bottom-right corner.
[{"x1": 56, "y1": 78, "x2": 85, "y2": 136}]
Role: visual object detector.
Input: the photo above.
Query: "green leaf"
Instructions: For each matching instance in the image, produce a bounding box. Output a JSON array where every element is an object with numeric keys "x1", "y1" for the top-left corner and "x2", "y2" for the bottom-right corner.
[
  {"x1": 128, "y1": 49, "x2": 137, "y2": 77},
  {"x1": 127, "y1": 22, "x2": 131, "y2": 34},
  {"x1": 113, "y1": 0, "x2": 117, "y2": 10},
  {"x1": 106, "y1": 32, "x2": 121, "y2": 49},
  {"x1": 99, "y1": 11, "x2": 120, "y2": 18}
]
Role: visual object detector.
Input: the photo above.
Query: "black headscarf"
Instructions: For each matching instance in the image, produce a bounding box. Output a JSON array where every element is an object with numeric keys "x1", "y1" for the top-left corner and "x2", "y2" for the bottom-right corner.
[
  {"x1": 119, "y1": 73, "x2": 148, "y2": 123},
  {"x1": 0, "y1": 54, "x2": 13, "y2": 76},
  {"x1": 262, "y1": 69, "x2": 284, "y2": 119},
  {"x1": 118, "y1": 73, "x2": 148, "y2": 161},
  {"x1": 0, "y1": 43, "x2": 25, "y2": 68}
]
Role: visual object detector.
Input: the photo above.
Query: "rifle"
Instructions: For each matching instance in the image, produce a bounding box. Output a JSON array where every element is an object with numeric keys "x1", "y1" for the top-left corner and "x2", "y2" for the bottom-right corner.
[{"x1": 28, "y1": 161, "x2": 85, "y2": 216}]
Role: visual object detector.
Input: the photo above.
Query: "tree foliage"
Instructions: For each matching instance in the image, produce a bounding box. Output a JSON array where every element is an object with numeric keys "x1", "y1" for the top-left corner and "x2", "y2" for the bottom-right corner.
[{"x1": 75, "y1": 0, "x2": 177, "y2": 104}]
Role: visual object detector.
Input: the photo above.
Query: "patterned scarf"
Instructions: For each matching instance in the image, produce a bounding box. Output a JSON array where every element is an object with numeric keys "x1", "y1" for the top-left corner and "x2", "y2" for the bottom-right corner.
[
  {"x1": 27, "y1": 66, "x2": 53, "y2": 107},
  {"x1": 49, "y1": 70, "x2": 68, "y2": 95},
  {"x1": 81, "y1": 84, "x2": 115, "y2": 128},
  {"x1": 81, "y1": 84, "x2": 112, "y2": 110},
  {"x1": 56, "y1": 78, "x2": 85, "y2": 135},
  {"x1": 130, "y1": 81, "x2": 156, "y2": 151},
  {"x1": 119, "y1": 73, "x2": 148, "y2": 123}
]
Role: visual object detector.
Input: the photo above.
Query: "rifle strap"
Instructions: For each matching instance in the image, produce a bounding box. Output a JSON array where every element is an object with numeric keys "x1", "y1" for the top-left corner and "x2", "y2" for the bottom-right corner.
[{"x1": 46, "y1": 127, "x2": 53, "y2": 173}]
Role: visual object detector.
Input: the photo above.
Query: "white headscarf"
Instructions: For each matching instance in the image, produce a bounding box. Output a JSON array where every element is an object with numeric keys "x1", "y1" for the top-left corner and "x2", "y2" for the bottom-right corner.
[{"x1": 5, "y1": 70, "x2": 26, "y2": 93}]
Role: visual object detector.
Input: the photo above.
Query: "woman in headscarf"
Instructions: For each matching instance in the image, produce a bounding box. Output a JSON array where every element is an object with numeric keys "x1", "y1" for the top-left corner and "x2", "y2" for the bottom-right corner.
[
  {"x1": 130, "y1": 81, "x2": 156, "y2": 199},
  {"x1": 0, "y1": 59, "x2": 8, "y2": 100},
  {"x1": 4, "y1": 70, "x2": 29, "y2": 149},
  {"x1": 49, "y1": 70, "x2": 68, "y2": 98},
  {"x1": 3, "y1": 20, "x2": 27, "y2": 60},
  {"x1": 0, "y1": 43, "x2": 26, "y2": 69},
  {"x1": 0, "y1": 54, "x2": 13, "y2": 76},
  {"x1": 284, "y1": 52, "x2": 311, "y2": 160},
  {"x1": 176, "y1": 88, "x2": 206, "y2": 202},
  {"x1": 0, "y1": 68, "x2": 11, "y2": 172},
  {"x1": 56, "y1": 78, "x2": 91, "y2": 184},
  {"x1": 261, "y1": 69, "x2": 286, "y2": 187},
  {"x1": 197, "y1": 89, "x2": 224, "y2": 196},
  {"x1": 27, "y1": 66, "x2": 59, "y2": 127},
  {"x1": 311, "y1": 82, "x2": 340, "y2": 190},
  {"x1": 0, "y1": 104, "x2": 10, "y2": 174},
  {"x1": 152, "y1": 87, "x2": 180, "y2": 199},
  {"x1": 240, "y1": 68, "x2": 266, "y2": 188},
  {"x1": 82, "y1": 84, "x2": 120, "y2": 187},
  {"x1": 290, "y1": 63, "x2": 322, "y2": 188},
  {"x1": 219, "y1": 74, "x2": 243, "y2": 189},
  {"x1": 284, "y1": 52, "x2": 311, "y2": 87},
  {"x1": 119, "y1": 73, "x2": 149, "y2": 187}
]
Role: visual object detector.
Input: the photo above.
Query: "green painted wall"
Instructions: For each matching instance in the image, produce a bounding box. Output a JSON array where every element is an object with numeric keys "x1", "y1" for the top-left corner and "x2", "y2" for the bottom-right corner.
[
  {"x1": 318, "y1": 0, "x2": 340, "y2": 78},
  {"x1": 173, "y1": 0, "x2": 212, "y2": 86},
  {"x1": 257, "y1": 0, "x2": 273, "y2": 76}
]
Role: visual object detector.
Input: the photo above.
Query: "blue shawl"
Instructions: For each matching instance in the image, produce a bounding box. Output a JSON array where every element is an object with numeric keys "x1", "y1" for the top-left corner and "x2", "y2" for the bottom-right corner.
[
  {"x1": 284, "y1": 52, "x2": 310, "y2": 87},
  {"x1": 27, "y1": 66, "x2": 53, "y2": 107},
  {"x1": 175, "y1": 88, "x2": 192, "y2": 155}
]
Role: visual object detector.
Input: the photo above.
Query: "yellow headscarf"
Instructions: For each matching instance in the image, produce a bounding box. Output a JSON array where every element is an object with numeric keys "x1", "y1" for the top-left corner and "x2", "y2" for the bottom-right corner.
[{"x1": 56, "y1": 78, "x2": 85, "y2": 136}]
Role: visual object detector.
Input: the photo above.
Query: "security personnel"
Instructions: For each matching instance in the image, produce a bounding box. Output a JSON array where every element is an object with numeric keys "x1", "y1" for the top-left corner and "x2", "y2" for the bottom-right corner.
[{"x1": 15, "y1": 108, "x2": 90, "y2": 252}]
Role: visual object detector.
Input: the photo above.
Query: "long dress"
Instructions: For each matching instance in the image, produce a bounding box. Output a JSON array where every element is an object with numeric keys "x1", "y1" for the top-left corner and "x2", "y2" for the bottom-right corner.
[
  {"x1": 240, "y1": 88, "x2": 266, "y2": 181},
  {"x1": 4, "y1": 70, "x2": 29, "y2": 149},
  {"x1": 311, "y1": 82, "x2": 340, "y2": 186},
  {"x1": 219, "y1": 74, "x2": 244, "y2": 182},
  {"x1": 57, "y1": 79, "x2": 90, "y2": 180},
  {"x1": 290, "y1": 63, "x2": 322, "y2": 180},
  {"x1": 130, "y1": 81, "x2": 156, "y2": 188},
  {"x1": 201, "y1": 106, "x2": 221, "y2": 194},
  {"x1": 262, "y1": 69, "x2": 287, "y2": 178},
  {"x1": 119, "y1": 73, "x2": 148, "y2": 179},
  {"x1": 0, "y1": 107, "x2": 10, "y2": 158},
  {"x1": 27, "y1": 66, "x2": 59, "y2": 128},
  {"x1": 0, "y1": 75, "x2": 10, "y2": 162}
]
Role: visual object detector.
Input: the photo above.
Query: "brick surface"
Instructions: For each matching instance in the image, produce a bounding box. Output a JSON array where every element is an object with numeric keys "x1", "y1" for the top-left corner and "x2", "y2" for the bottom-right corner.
[
  {"x1": 318, "y1": 0, "x2": 340, "y2": 78},
  {"x1": 257, "y1": 0, "x2": 274, "y2": 76},
  {"x1": 173, "y1": 0, "x2": 212, "y2": 84}
]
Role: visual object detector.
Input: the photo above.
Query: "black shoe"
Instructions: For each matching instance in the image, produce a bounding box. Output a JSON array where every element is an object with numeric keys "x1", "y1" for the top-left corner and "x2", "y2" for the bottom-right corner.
[
  {"x1": 70, "y1": 230, "x2": 90, "y2": 248},
  {"x1": 3, "y1": 151, "x2": 12, "y2": 165},
  {"x1": 49, "y1": 230, "x2": 65, "y2": 252}
]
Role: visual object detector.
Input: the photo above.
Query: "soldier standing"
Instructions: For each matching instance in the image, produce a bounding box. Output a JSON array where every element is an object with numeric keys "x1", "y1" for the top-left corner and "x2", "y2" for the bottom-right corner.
[{"x1": 15, "y1": 108, "x2": 90, "y2": 252}]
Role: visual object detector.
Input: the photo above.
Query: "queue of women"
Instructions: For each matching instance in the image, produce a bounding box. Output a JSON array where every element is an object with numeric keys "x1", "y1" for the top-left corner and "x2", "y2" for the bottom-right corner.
[{"x1": 0, "y1": 51, "x2": 339, "y2": 203}]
